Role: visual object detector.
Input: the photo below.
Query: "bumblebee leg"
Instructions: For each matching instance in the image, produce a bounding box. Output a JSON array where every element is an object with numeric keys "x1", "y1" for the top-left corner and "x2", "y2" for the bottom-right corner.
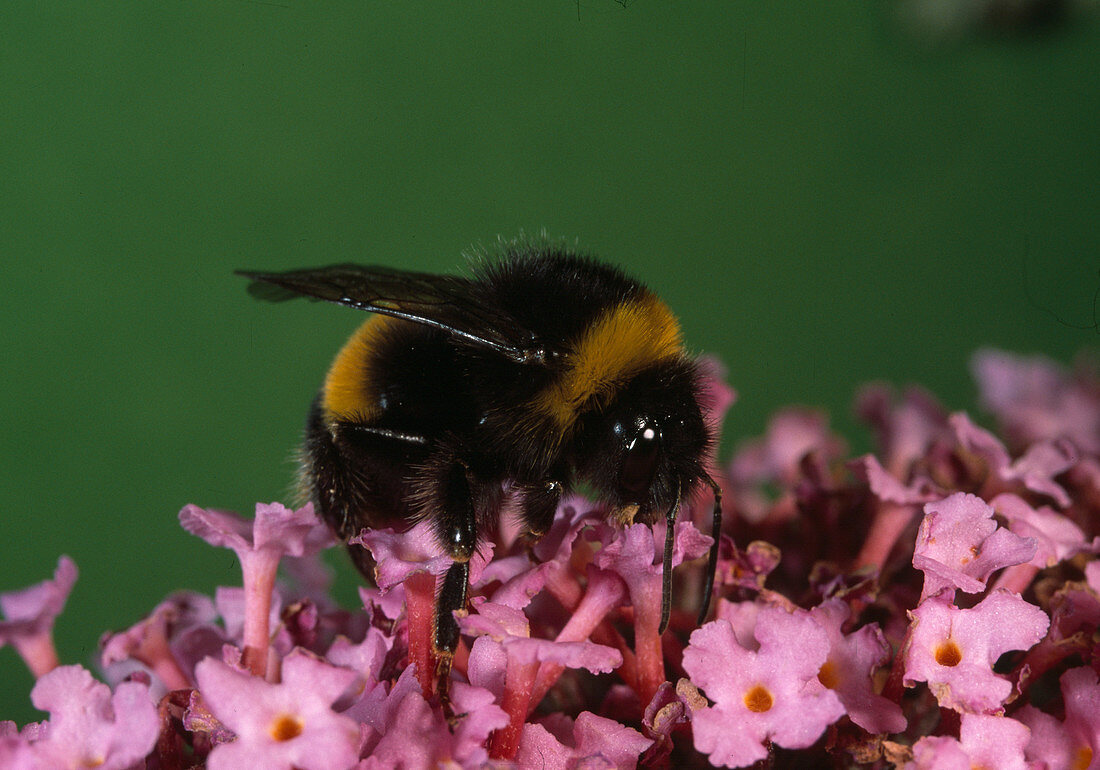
[
  {"x1": 433, "y1": 559, "x2": 469, "y2": 710},
  {"x1": 435, "y1": 459, "x2": 479, "y2": 561},
  {"x1": 519, "y1": 479, "x2": 565, "y2": 537},
  {"x1": 697, "y1": 475, "x2": 723, "y2": 625},
  {"x1": 428, "y1": 458, "x2": 482, "y2": 706},
  {"x1": 659, "y1": 485, "x2": 681, "y2": 634}
]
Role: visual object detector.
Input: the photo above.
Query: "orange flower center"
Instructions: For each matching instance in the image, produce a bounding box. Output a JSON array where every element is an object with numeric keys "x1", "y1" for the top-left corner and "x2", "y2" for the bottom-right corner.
[
  {"x1": 743, "y1": 684, "x2": 774, "y2": 713},
  {"x1": 269, "y1": 713, "x2": 304, "y2": 742},
  {"x1": 818, "y1": 659, "x2": 839, "y2": 690},
  {"x1": 934, "y1": 639, "x2": 962, "y2": 667}
]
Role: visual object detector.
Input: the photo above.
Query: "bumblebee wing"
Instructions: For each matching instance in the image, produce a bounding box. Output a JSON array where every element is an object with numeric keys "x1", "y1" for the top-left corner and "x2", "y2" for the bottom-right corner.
[{"x1": 237, "y1": 263, "x2": 556, "y2": 365}]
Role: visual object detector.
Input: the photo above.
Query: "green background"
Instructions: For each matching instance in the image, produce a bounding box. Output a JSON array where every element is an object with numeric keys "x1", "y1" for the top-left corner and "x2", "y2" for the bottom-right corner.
[{"x1": 1, "y1": 3, "x2": 1096, "y2": 723}]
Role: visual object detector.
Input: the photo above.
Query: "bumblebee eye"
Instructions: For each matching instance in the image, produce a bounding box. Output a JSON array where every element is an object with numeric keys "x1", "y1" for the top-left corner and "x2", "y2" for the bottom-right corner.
[{"x1": 619, "y1": 418, "x2": 661, "y2": 502}]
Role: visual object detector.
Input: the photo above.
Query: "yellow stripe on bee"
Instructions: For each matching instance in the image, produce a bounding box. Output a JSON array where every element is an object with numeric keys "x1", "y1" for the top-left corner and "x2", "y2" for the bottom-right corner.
[
  {"x1": 536, "y1": 294, "x2": 683, "y2": 430},
  {"x1": 322, "y1": 314, "x2": 398, "y2": 422}
]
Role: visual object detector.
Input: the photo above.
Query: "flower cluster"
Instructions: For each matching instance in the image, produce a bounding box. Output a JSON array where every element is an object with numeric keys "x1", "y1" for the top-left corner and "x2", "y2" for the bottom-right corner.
[{"x1": 0, "y1": 348, "x2": 1098, "y2": 768}]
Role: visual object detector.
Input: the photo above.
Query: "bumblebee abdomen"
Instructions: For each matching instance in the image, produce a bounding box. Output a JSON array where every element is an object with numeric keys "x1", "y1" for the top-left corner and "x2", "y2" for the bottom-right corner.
[
  {"x1": 322, "y1": 314, "x2": 398, "y2": 424},
  {"x1": 321, "y1": 314, "x2": 477, "y2": 435}
]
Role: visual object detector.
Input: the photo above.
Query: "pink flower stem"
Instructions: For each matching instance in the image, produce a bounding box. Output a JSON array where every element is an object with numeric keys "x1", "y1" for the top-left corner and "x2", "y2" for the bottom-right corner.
[
  {"x1": 881, "y1": 632, "x2": 911, "y2": 705},
  {"x1": 542, "y1": 562, "x2": 584, "y2": 612},
  {"x1": 528, "y1": 569, "x2": 626, "y2": 712},
  {"x1": 992, "y1": 563, "x2": 1040, "y2": 596},
  {"x1": 856, "y1": 501, "x2": 919, "y2": 571},
  {"x1": 138, "y1": 626, "x2": 192, "y2": 691},
  {"x1": 592, "y1": 621, "x2": 637, "y2": 687},
  {"x1": 633, "y1": 586, "x2": 664, "y2": 707},
  {"x1": 488, "y1": 655, "x2": 539, "y2": 760},
  {"x1": 404, "y1": 570, "x2": 438, "y2": 699},
  {"x1": 240, "y1": 552, "x2": 279, "y2": 678},
  {"x1": 451, "y1": 638, "x2": 471, "y2": 679},
  {"x1": 12, "y1": 631, "x2": 59, "y2": 678}
]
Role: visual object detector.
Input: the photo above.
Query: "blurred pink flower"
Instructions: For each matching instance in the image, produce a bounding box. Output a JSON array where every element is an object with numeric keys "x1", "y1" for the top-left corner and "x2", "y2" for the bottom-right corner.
[
  {"x1": 515, "y1": 711, "x2": 652, "y2": 770},
  {"x1": 0, "y1": 556, "x2": 77, "y2": 678},
  {"x1": 907, "y1": 713, "x2": 1031, "y2": 770},
  {"x1": 972, "y1": 348, "x2": 1100, "y2": 455},
  {"x1": 1017, "y1": 667, "x2": 1100, "y2": 770},
  {"x1": 950, "y1": 412, "x2": 1076, "y2": 506},
  {"x1": 0, "y1": 665, "x2": 158, "y2": 770}
]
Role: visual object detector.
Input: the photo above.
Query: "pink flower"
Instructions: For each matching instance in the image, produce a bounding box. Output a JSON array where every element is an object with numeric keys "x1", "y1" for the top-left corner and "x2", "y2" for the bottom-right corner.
[
  {"x1": 850, "y1": 385, "x2": 952, "y2": 571},
  {"x1": 1088, "y1": 560, "x2": 1100, "y2": 594},
  {"x1": 214, "y1": 585, "x2": 283, "y2": 646},
  {"x1": 1018, "y1": 581, "x2": 1100, "y2": 683},
  {"x1": 904, "y1": 589, "x2": 1049, "y2": 713},
  {"x1": 353, "y1": 667, "x2": 508, "y2": 768},
  {"x1": 529, "y1": 497, "x2": 605, "y2": 612},
  {"x1": 0, "y1": 556, "x2": 77, "y2": 678},
  {"x1": 1053, "y1": 667, "x2": 1100, "y2": 770},
  {"x1": 515, "y1": 711, "x2": 652, "y2": 770},
  {"x1": 179, "y1": 502, "x2": 334, "y2": 676},
  {"x1": 353, "y1": 520, "x2": 454, "y2": 589},
  {"x1": 849, "y1": 454, "x2": 941, "y2": 505},
  {"x1": 99, "y1": 591, "x2": 217, "y2": 692},
  {"x1": 714, "y1": 535, "x2": 781, "y2": 592},
  {"x1": 911, "y1": 492, "x2": 1037, "y2": 600},
  {"x1": 730, "y1": 407, "x2": 846, "y2": 489},
  {"x1": 682, "y1": 606, "x2": 845, "y2": 767},
  {"x1": 991, "y1": 493, "x2": 1093, "y2": 568},
  {"x1": 854, "y1": 383, "x2": 950, "y2": 476},
  {"x1": 193, "y1": 649, "x2": 360, "y2": 770},
  {"x1": 696, "y1": 355, "x2": 738, "y2": 434},
  {"x1": 525, "y1": 564, "x2": 628, "y2": 716},
  {"x1": 907, "y1": 713, "x2": 1031, "y2": 770},
  {"x1": 354, "y1": 520, "x2": 500, "y2": 698},
  {"x1": 1016, "y1": 705, "x2": 1076, "y2": 770},
  {"x1": 180, "y1": 502, "x2": 335, "y2": 560},
  {"x1": 353, "y1": 517, "x2": 498, "y2": 592},
  {"x1": 971, "y1": 348, "x2": 1100, "y2": 455},
  {"x1": 1017, "y1": 667, "x2": 1100, "y2": 770},
  {"x1": 641, "y1": 679, "x2": 708, "y2": 760},
  {"x1": 10, "y1": 665, "x2": 159, "y2": 770},
  {"x1": 460, "y1": 597, "x2": 621, "y2": 760},
  {"x1": 325, "y1": 624, "x2": 392, "y2": 696},
  {"x1": 989, "y1": 493, "x2": 1097, "y2": 594},
  {"x1": 950, "y1": 412, "x2": 1076, "y2": 506},
  {"x1": 810, "y1": 599, "x2": 905, "y2": 734},
  {"x1": 8, "y1": 348, "x2": 1100, "y2": 767},
  {"x1": 352, "y1": 519, "x2": 497, "y2": 613}
]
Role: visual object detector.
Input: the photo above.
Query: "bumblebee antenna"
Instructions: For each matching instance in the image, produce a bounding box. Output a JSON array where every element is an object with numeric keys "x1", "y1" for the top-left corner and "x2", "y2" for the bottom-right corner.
[
  {"x1": 658, "y1": 481, "x2": 682, "y2": 634},
  {"x1": 697, "y1": 475, "x2": 722, "y2": 626}
]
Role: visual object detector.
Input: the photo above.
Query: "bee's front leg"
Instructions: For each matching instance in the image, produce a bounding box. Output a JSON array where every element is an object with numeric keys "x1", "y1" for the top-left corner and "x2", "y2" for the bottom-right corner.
[{"x1": 518, "y1": 477, "x2": 567, "y2": 538}]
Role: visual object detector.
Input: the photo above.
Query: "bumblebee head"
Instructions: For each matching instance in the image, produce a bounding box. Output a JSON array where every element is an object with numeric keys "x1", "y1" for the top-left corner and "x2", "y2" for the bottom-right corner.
[{"x1": 573, "y1": 357, "x2": 711, "y2": 525}]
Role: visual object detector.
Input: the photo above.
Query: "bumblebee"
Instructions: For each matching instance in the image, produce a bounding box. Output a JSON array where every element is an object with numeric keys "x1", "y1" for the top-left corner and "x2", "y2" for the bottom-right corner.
[{"x1": 239, "y1": 245, "x2": 722, "y2": 669}]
